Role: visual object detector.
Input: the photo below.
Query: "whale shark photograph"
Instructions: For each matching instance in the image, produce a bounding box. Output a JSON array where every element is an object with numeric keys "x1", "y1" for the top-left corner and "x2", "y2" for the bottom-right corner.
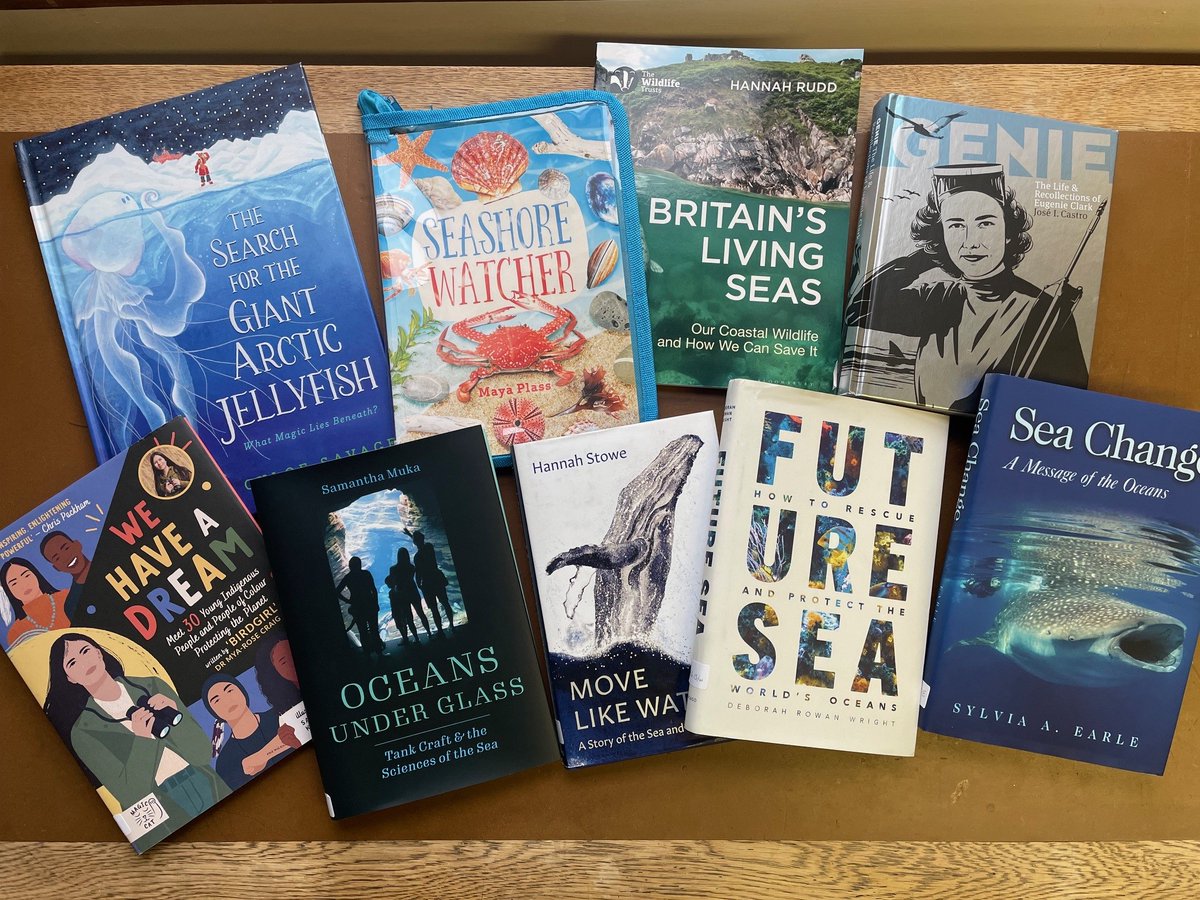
[{"x1": 925, "y1": 508, "x2": 1200, "y2": 772}]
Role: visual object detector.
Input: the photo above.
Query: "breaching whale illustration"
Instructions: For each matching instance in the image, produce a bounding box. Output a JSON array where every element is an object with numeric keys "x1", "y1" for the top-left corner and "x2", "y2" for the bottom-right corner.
[
  {"x1": 546, "y1": 433, "x2": 703, "y2": 645},
  {"x1": 961, "y1": 589, "x2": 1186, "y2": 687}
]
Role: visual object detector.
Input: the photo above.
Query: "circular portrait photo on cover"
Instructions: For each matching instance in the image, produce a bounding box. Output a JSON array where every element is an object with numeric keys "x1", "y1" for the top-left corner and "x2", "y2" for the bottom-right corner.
[{"x1": 138, "y1": 445, "x2": 195, "y2": 500}]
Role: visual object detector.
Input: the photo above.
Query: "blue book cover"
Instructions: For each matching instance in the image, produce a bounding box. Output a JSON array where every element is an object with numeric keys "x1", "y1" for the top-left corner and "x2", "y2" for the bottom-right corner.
[
  {"x1": 921, "y1": 374, "x2": 1200, "y2": 773},
  {"x1": 0, "y1": 417, "x2": 309, "y2": 853},
  {"x1": 840, "y1": 94, "x2": 1117, "y2": 415},
  {"x1": 15, "y1": 65, "x2": 394, "y2": 510},
  {"x1": 512, "y1": 413, "x2": 719, "y2": 767}
]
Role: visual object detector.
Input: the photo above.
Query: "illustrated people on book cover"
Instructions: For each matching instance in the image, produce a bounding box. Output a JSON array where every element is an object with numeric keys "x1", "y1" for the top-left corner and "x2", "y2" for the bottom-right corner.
[
  {"x1": 39, "y1": 530, "x2": 93, "y2": 622},
  {"x1": 194, "y1": 150, "x2": 214, "y2": 187},
  {"x1": 412, "y1": 531, "x2": 455, "y2": 635},
  {"x1": 42, "y1": 633, "x2": 231, "y2": 835},
  {"x1": 254, "y1": 633, "x2": 301, "y2": 711},
  {"x1": 385, "y1": 547, "x2": 429, "y2": 644},
  {"x1": 845, "y1": 164, "x2": 1089, "y2": 412},
  {"x1": 202, "y1": 673, "x2": 300, "y2": 790},
  {"x1": 335, "y1": 557, "x2": 385, "y2": 656},
  {"x1": 0, "y1": 557, "x2": 71, "y2": 646}
]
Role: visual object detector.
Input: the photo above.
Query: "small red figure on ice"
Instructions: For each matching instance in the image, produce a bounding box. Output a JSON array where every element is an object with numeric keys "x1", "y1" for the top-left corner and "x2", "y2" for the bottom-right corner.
[{"x1": 194, "y1": 150, "x2": 214, "y2": 187}]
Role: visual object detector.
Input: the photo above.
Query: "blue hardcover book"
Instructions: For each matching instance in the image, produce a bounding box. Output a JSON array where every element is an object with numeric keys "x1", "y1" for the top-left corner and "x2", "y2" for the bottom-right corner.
[
  {"x1": 921, "y1": 374, "x2": 1200, "y2": 773},
  {"x1": 15, "y1": 65, "x2": 394, "y2": 510}
]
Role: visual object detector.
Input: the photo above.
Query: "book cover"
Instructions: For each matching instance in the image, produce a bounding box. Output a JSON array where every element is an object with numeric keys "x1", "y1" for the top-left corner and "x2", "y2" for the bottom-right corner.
[
  {"x1": 685, "y1": 379, "x2": 948, "y2": 754},
  {"x1": 921, "y1": 375, "x2": 1200, "y2": 774},
  {"x1": 840, "y1": 93, "x2": 1118, "y2": 415},
  {"x1": 251, "y1": 426, "x2": 557, "y2": 817},
  {"x1": 0, "y1": 417, "x2": 309, "y2": 853},
  {"x1": 15, "y1": 65, "x2": 394, "y2": 510},
  {"x1": 512, "y1": 413, "x2": 719, "y2": 766},
  {"x1": 358, "y1": 90, "x2": 657, "y2": 464},
  {"x1": 596, "y1": 43, "x2": 863, "y2": 390}
]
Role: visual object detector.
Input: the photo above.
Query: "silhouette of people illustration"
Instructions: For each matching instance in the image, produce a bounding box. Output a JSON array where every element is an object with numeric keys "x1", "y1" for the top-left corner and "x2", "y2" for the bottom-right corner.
[
  {"x1": 412, "y1": 531, "x2": 455, "y2": 635},
  {"x1": 335, "y1": 556, "x2": 384, "y2": 655},
  {"x1": 385, "y1": 547, "x2": 430, "y2": 645}
]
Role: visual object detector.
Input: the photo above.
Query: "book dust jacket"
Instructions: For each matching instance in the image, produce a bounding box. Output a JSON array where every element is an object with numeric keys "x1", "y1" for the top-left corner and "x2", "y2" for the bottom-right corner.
[
  {"x1": 0, "y1": 418, "x2": 309, "y2": 853},
  {"x1": 840, "y1": 94, "x2": 1117, "y2": 415},
  {"x1": 252, "y1": 426, "x2": 557, "y2": 817},
  {"x1": 15, "y1": 65, "x2": 394, "y2": 510},
  {"x1": 922, "y1": 375, "x2": 1200, "y2": 773},
  {"x1": 686, "y1": 380, "x2": 948, "y2": 754},
  {"x1": 598, "y1": 44, "x2": 863, "y2": 389},
  {"x1": 513, "y1": 413, "x2": 719, "y2": 766}
]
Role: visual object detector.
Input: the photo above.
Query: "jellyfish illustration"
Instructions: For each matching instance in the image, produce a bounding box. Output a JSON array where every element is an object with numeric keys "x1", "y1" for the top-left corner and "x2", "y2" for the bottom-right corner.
[{"x1": 61, "y1": 189, "x2": 206, "y2": 456}]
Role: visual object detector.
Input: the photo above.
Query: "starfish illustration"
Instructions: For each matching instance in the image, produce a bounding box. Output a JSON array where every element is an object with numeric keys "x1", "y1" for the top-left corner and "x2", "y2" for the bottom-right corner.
[{"x1": 372, "y1": 130, "x2": 448, "y2": 180}]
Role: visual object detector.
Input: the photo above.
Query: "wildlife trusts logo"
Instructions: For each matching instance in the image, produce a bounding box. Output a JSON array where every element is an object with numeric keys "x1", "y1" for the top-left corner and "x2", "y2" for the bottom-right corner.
[{"x1": 608, "y1": 67, "x2": 638, "y2": 92}]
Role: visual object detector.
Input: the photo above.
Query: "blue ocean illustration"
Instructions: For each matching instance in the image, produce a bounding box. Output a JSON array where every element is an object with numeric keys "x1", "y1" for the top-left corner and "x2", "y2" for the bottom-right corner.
[{"x1": 20, "y1": 66, "x2": 393, "y2": 509}]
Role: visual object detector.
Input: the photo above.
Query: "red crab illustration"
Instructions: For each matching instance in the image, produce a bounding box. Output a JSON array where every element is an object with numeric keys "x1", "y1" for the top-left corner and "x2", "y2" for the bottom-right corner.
[{"x1": 436, "y1": 294, "x2": 587, "y2": 402}]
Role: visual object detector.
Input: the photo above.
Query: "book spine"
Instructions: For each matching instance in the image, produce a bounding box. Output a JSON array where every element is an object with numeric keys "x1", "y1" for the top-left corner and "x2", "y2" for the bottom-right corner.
[
  {"x1": 508, "y1": 451, "x2": 567, "y2": 758},
  {"x1": 684, "y1": 382, "x2": 743, "y2": 734},
  {"x1": 838, "y1": 96, "x2": 896, "y2": 397},
  {"x1": 14, "y1": 140, "x2": 113, "y2": 463},
  {"x1": 919, "y1": 377, "x2": 999, "y2": 720}
]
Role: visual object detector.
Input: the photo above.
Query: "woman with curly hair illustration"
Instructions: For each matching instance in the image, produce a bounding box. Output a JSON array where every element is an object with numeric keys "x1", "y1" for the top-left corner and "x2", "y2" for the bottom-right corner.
[
  {"x1": 254, "y1": 632, "x2": 303, "y2": 713},
  {"x1": 149, "y1": 450, "x2": 192, "y2": 497},
  {"x1": 2, "y1": 557, "x2": 71, "y2": 646},
  {"x1": 845, "y1": 164, "x2": 1088, "y2": 412},
  {"x1": 43, "y1": 633, "x2": 229, "y2": 835},
  {"x1": 203, "y1": 674, "x2": 302, "y2": 791}
]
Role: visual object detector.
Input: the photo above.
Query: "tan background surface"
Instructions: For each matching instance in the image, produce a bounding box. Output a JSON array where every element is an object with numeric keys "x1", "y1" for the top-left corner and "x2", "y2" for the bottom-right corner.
[{"x1": 1, "y1": 62, "x2": 1200, "y2": 894}]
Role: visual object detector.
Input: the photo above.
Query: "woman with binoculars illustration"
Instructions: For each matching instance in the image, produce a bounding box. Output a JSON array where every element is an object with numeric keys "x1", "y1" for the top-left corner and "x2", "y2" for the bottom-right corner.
[{"x1": 43, "y1": 633, "x2": 229, "y2": 838}]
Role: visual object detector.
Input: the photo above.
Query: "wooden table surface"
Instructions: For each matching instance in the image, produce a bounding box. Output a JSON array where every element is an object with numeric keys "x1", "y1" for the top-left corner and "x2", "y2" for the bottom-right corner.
[{"x1": 3, "y1": 64, "x2": 1200, "y2": 898}]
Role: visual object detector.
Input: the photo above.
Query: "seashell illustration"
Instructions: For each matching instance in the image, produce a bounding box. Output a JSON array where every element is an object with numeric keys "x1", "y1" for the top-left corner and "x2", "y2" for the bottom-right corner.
[
  {"x1": 452, "y1": 132, "x2": 530, "y2": 202},
  {"x1": 586, "y1": 172, "x2": 619, "y2": 224},
  {"x1": 586, "y1": 239, "x2": 620, "y2": 289},
  {"x1": 414, "y1": 176, "x2": 462, "y2": 211},
  {"x1": 538, "y1": 168, "x2": 571, "y2": 200},
  {"x1": 492, "y1": 397, "x2": 546, "y2": 447},
  {"x1": 613, "y1": 342, "x2": 636, "y2": 385},
  {"x1": 376, "y1": 195, "x2": 415, "y2": 236},
  {"x1": 399, "y1": 373, "x2": 450, "y2": 404},
  {"x1": 589, "y1": 290, "x2": 629, "y2": 333},
  {"x1": 564, "y1": 421, "x2": 600, "y2": 435}
]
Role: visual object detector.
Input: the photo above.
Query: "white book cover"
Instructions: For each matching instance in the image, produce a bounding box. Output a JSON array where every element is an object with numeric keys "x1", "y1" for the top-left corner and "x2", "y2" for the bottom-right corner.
[
  {"x1": 685, "y1": 380, "x2": 948, "y2": 754},
  {"x1": 513, "y1": 412, "x2": 718, "y2": 766}
]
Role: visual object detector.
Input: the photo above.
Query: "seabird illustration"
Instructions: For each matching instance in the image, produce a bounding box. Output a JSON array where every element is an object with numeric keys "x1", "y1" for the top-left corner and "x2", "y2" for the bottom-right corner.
[{"x1": 885, "y1": 107, "x2": 965, "y2": 139}]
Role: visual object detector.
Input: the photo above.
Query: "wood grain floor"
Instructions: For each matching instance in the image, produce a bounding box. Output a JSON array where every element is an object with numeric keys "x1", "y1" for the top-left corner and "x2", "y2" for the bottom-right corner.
[{"x1": 4, "y1": 840, "x2": 1200, "y2": 898}]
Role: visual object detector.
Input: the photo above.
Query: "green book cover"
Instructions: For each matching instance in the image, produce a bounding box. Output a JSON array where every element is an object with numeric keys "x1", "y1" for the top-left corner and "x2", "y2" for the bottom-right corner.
[{"x1": 597, "y1": 44, "x2": 862, "y2": 389}]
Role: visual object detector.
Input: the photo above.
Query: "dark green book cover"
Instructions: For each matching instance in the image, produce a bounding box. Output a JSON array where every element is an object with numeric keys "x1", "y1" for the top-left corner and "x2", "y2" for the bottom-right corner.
[
  {"x1": 597, "y1": 44, "x2": 862, "y2": 390},
  {"x1": 251, "y1": 426, "x2": 557, "y2": 818}
]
